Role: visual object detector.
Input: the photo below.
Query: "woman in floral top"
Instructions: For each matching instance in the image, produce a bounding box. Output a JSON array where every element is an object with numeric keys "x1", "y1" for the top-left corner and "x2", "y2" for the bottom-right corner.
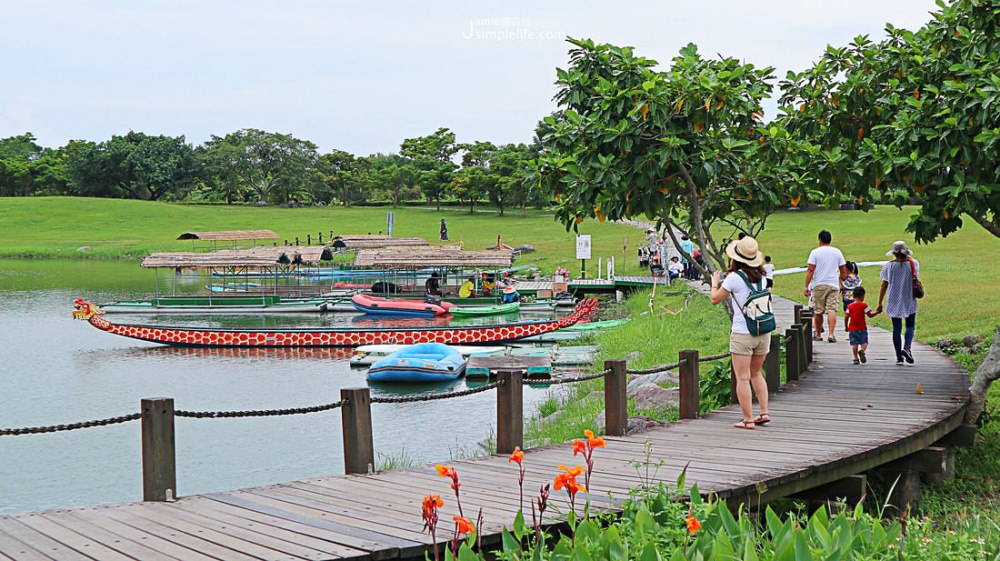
[{"x1": 876, "y1": 241, "x2": 920, "y2": 365}]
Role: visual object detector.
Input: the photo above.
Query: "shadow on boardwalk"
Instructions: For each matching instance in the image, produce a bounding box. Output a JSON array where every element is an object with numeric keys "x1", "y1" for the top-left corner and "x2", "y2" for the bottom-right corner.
[{"x1": 0, "y1": 294, "x2": 971, "y2": 561}]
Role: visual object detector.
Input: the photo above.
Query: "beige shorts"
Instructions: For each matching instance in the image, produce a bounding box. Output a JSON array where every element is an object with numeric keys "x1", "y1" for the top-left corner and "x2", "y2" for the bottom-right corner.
[
  {"x1": 730, "y1": 332, "x2": 772, "y2": 356},
  {"x1": 812, "y1": 284, "x2": 840, "y2": 315}
]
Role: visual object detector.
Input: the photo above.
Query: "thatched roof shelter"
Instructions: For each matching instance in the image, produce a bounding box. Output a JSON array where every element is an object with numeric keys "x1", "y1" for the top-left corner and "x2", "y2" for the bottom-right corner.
[
  {"x1": 142, "y1": 246, "x2": 328, "y2": 269},
  {"x1": 331, "y1": 235, "x2": 428, "y2": 249},
  {"x1": 352, "y1": 247, "x2": 514, "y2": 269},
  {"x1": 176, "y1": 230, "x2": 279, "y2": 241}
]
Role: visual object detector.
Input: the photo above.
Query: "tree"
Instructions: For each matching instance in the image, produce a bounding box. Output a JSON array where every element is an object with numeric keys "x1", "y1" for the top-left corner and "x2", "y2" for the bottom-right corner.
[
  {"x1": 536, "y1": 39, "x2": 810, "y2": 280},
  {"x1": 779, "y1": 0, "x2": 1000, "y2": 242},
  {"x1": 0, "y1": 134, "x2": 71, "y2": 196},
  {"x1": 64, "y1": 133, "x2": 198, "y2": 201},
  {"x1": 368, "y1": 154, "x2": 418, "y2": 207},
  {"x1": 401, "y1": 128, "x2": 458, "y2": 209},
  {"x1": 202, "y1": 129, "x2": 318, "y2": 205},
  {"x1": 318, "y1": 149, "x2": 361, "y2": 206}
]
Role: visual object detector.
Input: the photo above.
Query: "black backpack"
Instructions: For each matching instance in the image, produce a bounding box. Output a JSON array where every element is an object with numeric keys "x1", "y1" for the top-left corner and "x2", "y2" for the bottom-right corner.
[{"x1": 735, "y1": 271, "x2": 776, "y2": 336}]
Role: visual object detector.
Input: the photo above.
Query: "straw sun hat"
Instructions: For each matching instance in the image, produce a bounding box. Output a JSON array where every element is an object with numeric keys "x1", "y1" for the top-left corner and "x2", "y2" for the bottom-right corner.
[
  {"x1": 503, "y1": 286, "x2": 516, "y2": 294},
  {"x1": 725, "y1": 236, "x2": 764, "y2": 267},
  {"x1": 886, "y1": 240, "x2": 913, "y2": 257}
]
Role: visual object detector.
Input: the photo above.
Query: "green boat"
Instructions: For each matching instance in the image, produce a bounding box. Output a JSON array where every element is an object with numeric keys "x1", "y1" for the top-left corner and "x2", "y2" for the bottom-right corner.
[
  {"x1": 558, "y1": 318, "x2": 630, "y2": 332},
  {"x1": 448, "y1": 302, "x2": 520, "y2": 317}
]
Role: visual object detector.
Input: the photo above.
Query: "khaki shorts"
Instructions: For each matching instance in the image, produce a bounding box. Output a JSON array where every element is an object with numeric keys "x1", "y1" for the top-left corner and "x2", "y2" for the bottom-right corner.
[
  {"x1": 812, "y1": 284, "x2": 840, "y2": 315},
  {"x1": 730, "y1": 332, "x2": 772, "y2": 356}
]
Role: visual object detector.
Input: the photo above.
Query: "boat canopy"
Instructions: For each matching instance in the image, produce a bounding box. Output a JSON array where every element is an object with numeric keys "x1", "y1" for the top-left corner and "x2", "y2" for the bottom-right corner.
[
  {"x1": 141, "y1": 246, "x2": 328, "y2": 269},
  {"x1": 331, "y1": 235, "x2": 428, "y2": 249},
  {"x1": 176, "y1": 230, "x2": 279, "y2": 241},
  {"x1": 352, "y1": 247, "x2": 515, "y2": 270}
]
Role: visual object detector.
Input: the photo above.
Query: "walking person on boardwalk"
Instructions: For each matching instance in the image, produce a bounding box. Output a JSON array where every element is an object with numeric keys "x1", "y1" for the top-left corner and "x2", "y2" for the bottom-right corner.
[
  {"x1": 710, "y1": 236, "x2": 773, "y2": 430},
  {"x1": 876, "y1": 241, "x2": 921, "y2": 365},
  {"x1": 803, "y1": 230, "x2": 848, "y2": 343},
  {"x1": 845, "y1": 286, "x2": 879, "y2": 365}
]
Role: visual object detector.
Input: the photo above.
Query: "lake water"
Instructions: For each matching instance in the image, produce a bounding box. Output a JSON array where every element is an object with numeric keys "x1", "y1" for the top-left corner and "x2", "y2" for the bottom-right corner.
[{"x1": 0, "y1": 260, "x2": 559, "y2": 515}]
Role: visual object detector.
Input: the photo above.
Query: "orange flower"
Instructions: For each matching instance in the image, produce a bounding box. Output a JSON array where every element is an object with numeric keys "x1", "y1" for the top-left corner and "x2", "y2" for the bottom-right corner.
[
  {"x1": 422, "y1": 494, "x2": 444, "y2": 512},
  {"x1": 508, "y1": 447, "x2": 524, "y2": 465},
  {"x1": 453, "y1": 516, "x2": 476, "y2": 535},
  {"x1": 584, "y1": 430, "x2": 606, "y2": 449},
  {"x1": 686, "y1": 512, "x2": 702, "y2": 534},
  {"x1": 554, "y1": 465, "x2": 587, "y2": 496},
  {"x1": 436, "y1": 464, "x2": 460, "y2": 491},
  {"x1": 572, "y1": 439, "x2": 587, "y2": 456}
]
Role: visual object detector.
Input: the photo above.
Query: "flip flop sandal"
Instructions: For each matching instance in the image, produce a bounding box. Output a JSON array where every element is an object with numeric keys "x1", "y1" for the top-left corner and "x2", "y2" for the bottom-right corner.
[
  {"x1": 751, "y1": 414, "x2": 770, "y2": 425},
  {"x1": 734, "y1": 419, "x2": 756, "y2": 430}
]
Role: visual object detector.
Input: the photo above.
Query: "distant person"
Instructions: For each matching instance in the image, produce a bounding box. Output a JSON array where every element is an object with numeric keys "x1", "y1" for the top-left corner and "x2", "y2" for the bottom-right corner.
[
  {"x1": 804, "y1": 230, "x2": 848, "y2": 343},
  {"x1": 679, "y1": 234, "x2": 696, "y2": 278},
  {"x1": 501, "y1": 285, "x2": 521, "y2": 304},
  {"x1": 876, "y1": 241, "x2": 920, "y2": 365},
  {"x1": 481, "y1": 273, "x2": 496, "y2": 295},
  {"x1": 841, "y1": 260, "x2": 862, "y2": 321},
  {"x1": 425, "y1": 272, "x2": 442, "y2": 296},
  {"x1": 667, "y1": 256, "x2": 684, "y2": 279},
  {"x1": 440, "y1": 218, "x2": 448, "y2": 241},
  {"x1": 845, "y1": 286, "x2": 879, "y2": 365},
  {"x1": 459, "y1": 277, "x2": 476, "y2": 298},
  {"x1": 710, "y1": 236, "x2": 772, "y2": 430},
  {"x1": 762, "y1": 255, "x2": 775, "y2": 290}
]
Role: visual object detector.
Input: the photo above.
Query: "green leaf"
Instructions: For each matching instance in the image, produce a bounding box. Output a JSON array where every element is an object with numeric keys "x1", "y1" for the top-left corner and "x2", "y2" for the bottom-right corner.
[
  {"x1": 513, "y1": 510, "x2": 527, "y2": 539},
  {"x1": 639, "y1": 542, "x2": 661, "y2": 561},
  {"x1": 793, "y1": 533, "x2": 813, "y2": 561},
  {"x1": 501, "y1": 528, "x2": 521, "y2": 556},
  {"x1": 457, "y1": 542, "x2": 479, "y2": 561}
]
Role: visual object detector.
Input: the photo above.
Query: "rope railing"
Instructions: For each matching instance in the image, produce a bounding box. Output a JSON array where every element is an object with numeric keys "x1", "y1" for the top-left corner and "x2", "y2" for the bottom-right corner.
[
  {"x1": 176, "y1": 400, "x2": 346, "y2": 419},
  {"x1": 529, "y1": 369, "x2": 611, "y2": 386},
  {"x1": 626, "y1": 360, "x2": 684, "y2": 375},
  {"x1": 370, "y1": 380, "x2": 504, "y2": 403},
  {"x1": 698, "y1": 352, "x2": 732, "y2": 362},
  {"x1": 0, "y1": 413, "x2": 142, "y2": 436}
]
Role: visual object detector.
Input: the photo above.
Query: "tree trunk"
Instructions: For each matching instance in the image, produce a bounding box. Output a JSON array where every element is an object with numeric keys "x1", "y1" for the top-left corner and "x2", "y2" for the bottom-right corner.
[
  {"x1": 969, "y1": 212, "x2": 1000, "y2": 239},
  {"x1": 964, "y1": 326, "x2": 1000, "y2": 425}
]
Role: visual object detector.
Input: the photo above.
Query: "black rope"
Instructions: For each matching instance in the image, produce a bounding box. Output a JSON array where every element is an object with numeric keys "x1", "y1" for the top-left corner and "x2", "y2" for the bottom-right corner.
[
  {"x1": 626, "y1": 360, "x2": 684, "y2": 375},
  {"x1": 698, "y1": 352, "x2": 732, "y2": 362},
  {"x1": 0, "y1": 413, "x2": 142, "y2": 436},
  {"x1": 370, "y1": 380, "x2": 504, "y2": 403},
  {"x1": 529, "y1": 369, "x2": 611, "y2": 386},
  {"x1": 176, "y1": 401, "x2": 345, "y2": 419}
]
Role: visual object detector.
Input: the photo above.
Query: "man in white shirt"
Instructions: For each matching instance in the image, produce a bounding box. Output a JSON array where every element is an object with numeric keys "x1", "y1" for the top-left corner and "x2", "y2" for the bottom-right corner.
[{"x1": 803, "y1": 230, "x2": 848, "y2": 342}]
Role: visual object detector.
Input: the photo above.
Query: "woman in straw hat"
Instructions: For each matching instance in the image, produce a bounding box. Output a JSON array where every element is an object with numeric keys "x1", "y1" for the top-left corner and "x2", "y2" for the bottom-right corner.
[
  {"x1": 876, "y1": 241, "x2": 920, "y2": 365},
  {"x1": 709, "y1": 236, "x2": 771, "y2": 430}
]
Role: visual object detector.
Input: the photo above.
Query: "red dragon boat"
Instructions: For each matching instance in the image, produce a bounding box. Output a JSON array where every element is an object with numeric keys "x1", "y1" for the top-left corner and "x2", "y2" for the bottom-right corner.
[{"x1": 71, "y1": 298, "x2": 599, "y2": 348}]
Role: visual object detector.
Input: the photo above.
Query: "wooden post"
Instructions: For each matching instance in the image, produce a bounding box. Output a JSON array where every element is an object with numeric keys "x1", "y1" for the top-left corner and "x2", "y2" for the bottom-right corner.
[
  {"x1": 764, "y1": 333, "x2": 781, "y2": 391},
  {"x1": 793, "y1": 304, "x2": 803, "y2": 325},
  {"x1": 604, "y1": 360, "x2": 627, "y2": 436},
  {"x1": 678, "y1": 350, "x2": 700, "y2": 419},
  {"x1": 295, "y1": 237, "x2": 300, "y2": 246},
  {"x1": 798, "y1": 323, "x2": 810, "y2": 366},
  {"x1": 786, "y1": 327, "x2": 801, "y2": 381},
  {"x1": 341, "y1": 387, "x2": 374, "y2": 475},
  {"x1": 318, "y1": 232, "x2": 323, "y2": 244},
  {"x1": 496, "y1": 370, "x2": 524, "y2": 454},
  {"x1": 803, "y1": 308, "x2": 814, "y2": 359},
  {"x1": 307, "y1": 234, "x2": 312, "y2": 245},
  {"x1": 141, "y1": 397, "x2": 177, "y2": 502}
]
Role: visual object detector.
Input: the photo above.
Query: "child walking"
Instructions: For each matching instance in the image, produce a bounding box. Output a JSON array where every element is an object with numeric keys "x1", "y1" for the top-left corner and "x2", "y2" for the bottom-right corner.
[{"x1": 845, "y1": 286, "x2": 879, "y2": 364}]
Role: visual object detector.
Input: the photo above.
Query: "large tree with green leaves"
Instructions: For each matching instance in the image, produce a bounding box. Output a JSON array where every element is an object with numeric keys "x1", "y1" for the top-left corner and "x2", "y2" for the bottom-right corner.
[
  {"x1": 64, "y1": 132, "x2": 198, "y2": 201},
  {"x1": 201, "y1": 129, "x2": 318, "y2": 205},
  {"x1": 536, "y1": 39, "x2": 812, "y2": 279},
  {"x1": 779, "y1": 0, "x2": 1000, "y2": 242},
  {"x1": 400, "y1": 128, "x2": 458, "y2": 209},
  {"x1": 0, "y1": 134, "x2": 71, "y2": 196}
]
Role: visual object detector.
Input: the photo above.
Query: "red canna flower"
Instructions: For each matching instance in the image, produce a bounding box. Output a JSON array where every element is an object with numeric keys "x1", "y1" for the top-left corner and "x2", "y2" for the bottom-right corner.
[
  {"x1": 435, "y1": 464, "x2": 464, "y2": 518},
  {"x1": 686, "y1": 507, "x2": 702, "y2": 534},
  {"x1": 584, "y1": 429, "x2": 606, "y2": 449},
  {"x1": 422, "y1": 494, "x2": 444, "y2": 561},
  {"x1": 508, "y1": 447, "x2": 524, "y2": 465},
  {"x1": 572, "y1": 439, "x2": 587, "y2": 456},
  {"x1": 453, "y1": 516, "x2": 476, "y2": 535}
]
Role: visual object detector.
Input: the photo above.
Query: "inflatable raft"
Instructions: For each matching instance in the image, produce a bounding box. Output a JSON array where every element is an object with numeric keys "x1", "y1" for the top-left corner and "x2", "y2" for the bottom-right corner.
[
  {"x1": 366, "y1": 343, "x2": 466, "y2": 383},
  {"x1": 351, "y1": 294, "x2": 454, "y2": 317}
]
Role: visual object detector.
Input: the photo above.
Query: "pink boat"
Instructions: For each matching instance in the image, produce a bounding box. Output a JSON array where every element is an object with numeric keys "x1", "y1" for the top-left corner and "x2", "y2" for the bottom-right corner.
[{"x1": 350, "y1": 293, "x2": 455, "y2": 317}]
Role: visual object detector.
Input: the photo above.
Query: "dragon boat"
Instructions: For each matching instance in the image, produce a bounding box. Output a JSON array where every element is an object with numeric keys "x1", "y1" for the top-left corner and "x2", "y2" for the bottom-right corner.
[{"x1": 71, "y1": 298, "x2": 599, "y2": 348}]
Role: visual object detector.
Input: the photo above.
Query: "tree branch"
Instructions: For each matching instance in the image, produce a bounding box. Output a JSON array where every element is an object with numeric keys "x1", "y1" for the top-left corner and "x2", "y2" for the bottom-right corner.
[
  {"x1": 965, "y1": 325, "x2": 1000, "y2": 425},
  {"x1": 968, "y1": 212, "x2": 1000, "y2": 239}
]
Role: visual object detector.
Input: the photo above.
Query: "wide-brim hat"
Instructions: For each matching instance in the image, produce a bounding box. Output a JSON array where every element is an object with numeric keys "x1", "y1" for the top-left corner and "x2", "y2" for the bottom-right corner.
[
  {"x1": 726, "y1": 236, "x2": 764, "y2": 267},
  {"x1": 503, "y1": 286, "x2": 516, "y2": 294},
  {"x1": 646, "y1": 227, "x2": 656, "y2": 233},
  {"x1": 886, "y1": 240, "x2": 913, "y2": 257}
]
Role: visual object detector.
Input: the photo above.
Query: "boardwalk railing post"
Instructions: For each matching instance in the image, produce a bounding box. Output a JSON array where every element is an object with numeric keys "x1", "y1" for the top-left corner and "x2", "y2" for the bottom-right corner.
[
  {"x1": 798, "y1": 307, "x2": 814, "y2": 361},
  {"x1": 678, "y1": 350, "x2": 700, "y2": 419},
  {"x1": 764, "y1": 333, "x2": 782, "y2": 391},
  {"x1": 141, "y1": 397, "x2": 177, "y2": 502},
  {"x1": 786, "y1": 327, "x2": 801, "y2": 381},
  {"x1": 798, "y1": 323, "x2": 811, "y2": 366},
  {"x1": 496, "y1": 370, "x2": 524, "y2": 454},
  {"x1": 604, "y1": 360, "x2": 627, "y2": 436},
  {"x1": 341, "y1": 387, "x2": 374, "y2": 474}
]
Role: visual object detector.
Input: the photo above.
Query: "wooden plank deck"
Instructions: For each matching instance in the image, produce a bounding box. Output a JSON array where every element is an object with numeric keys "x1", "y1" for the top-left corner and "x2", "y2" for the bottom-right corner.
[{"x1": 0, "y1": 293, "x2": 971, "y2": 561}]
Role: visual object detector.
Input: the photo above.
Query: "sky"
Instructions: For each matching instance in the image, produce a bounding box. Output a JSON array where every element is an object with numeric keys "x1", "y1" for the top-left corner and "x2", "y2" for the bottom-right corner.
[{"x1": 1, "y1": 0, "x2": 941, "y2": 156}]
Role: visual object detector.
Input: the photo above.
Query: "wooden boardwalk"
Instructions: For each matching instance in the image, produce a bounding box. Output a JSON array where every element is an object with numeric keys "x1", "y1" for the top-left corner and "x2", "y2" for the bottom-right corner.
[{"x1": 0, "y1": 295, "x2": 971, "y2": 560}]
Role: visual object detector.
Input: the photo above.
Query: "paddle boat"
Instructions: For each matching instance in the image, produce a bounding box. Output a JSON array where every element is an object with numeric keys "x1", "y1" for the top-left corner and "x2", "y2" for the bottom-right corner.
[
  {"x1": 351, "y1": 344, "x2": 507, "y2": 367},
  {"x1": 366, "y1": 343, "x2": 467, "y2": 383},
  {"x1": 71, "y1": 297, "x2": 600, "y2": 348},
  {"x1": 448, "y1": 302, "x2": 520, "y2": 317},
  {"x1": 351, "y1": 294, "x2": 454, "y2": 317}
]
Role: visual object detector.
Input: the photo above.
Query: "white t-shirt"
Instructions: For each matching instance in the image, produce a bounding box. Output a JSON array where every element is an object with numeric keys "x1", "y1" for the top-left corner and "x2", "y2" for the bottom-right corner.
[
  {"x1": 807, "y1": 245, "x2": 846, "y2": 288},
  {"x1": 668, "y1": 261, "x2": 684, "y2": 275},
  {"x1": 722, "y1": 272, "x2": 765, "y2": 334},
  {"x1": 763, "y1": 264, "x2": 775, "y2": 279}
]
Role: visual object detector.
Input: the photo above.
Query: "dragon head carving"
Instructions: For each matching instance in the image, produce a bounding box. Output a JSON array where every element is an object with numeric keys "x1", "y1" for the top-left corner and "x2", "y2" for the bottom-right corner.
[{"x1": 72, "y1": 298, "x2": 105, "y2": 320}]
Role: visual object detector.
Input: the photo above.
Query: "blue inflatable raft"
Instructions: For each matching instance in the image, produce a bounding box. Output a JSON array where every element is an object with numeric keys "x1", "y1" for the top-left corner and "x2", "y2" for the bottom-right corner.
[{"x1": 366, "y1": 343, "x2": 467, "y2": 383}]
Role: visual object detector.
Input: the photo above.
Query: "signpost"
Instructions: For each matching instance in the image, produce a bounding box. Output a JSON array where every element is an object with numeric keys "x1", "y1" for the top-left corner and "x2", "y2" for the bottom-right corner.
[
  {"x1": 576, "y1": 234, "x2": 591, "y2": 279},
  {"x1": 386, "y1": 212, "x2": 395, "y2": 238}
]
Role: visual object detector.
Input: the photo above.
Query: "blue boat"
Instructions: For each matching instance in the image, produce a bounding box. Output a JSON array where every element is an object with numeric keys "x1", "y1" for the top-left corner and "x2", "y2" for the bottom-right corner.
[{"x1": 366, "y1": 343, "x2": 467, "y2": 383}]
